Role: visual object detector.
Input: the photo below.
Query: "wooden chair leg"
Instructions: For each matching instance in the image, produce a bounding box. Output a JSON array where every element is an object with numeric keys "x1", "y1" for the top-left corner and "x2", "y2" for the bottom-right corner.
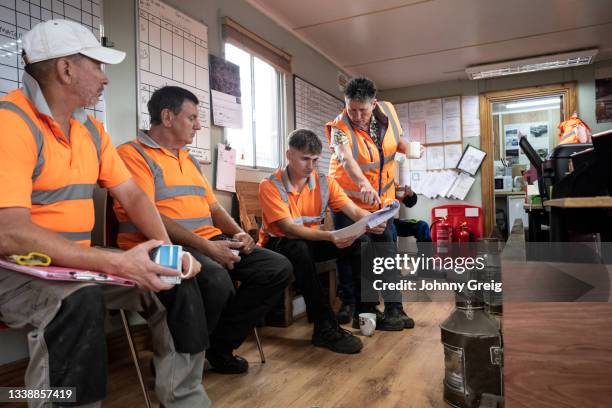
[
  {"x1": 253, "y1": 327, "x2": 265, "y2": 363},
  {"x1": 120, "y1": 309, "x2": 152, "y2": 408}
]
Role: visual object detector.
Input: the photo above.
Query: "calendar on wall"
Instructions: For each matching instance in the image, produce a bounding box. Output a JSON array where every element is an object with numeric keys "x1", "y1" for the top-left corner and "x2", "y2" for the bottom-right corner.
[
  {"x1": 0, "y1": 0, "x2": 106, "y2": 122},
  {"x1": 137, "y1": 0, "x2": 211, "y2": 162},
  {"x1": 294, "y1": 75, "x2": 344, "y2": 175}
]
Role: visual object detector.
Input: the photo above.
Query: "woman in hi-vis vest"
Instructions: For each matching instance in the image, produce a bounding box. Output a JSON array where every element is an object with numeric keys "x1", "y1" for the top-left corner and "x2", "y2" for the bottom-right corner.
[{"x1": 325, "y1": 77, "x2": 423, "y2": 331}]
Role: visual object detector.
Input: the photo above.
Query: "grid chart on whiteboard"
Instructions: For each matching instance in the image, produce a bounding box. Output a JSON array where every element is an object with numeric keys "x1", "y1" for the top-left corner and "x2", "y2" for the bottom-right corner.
[
  {"x1": 137, "y1": 0, "x2": 211, "y2": 160},
  {"x1": 0, "y1": 0, "x2": 106, "y2": 122},
  {"x1": 294, "y1": 76, "x2": 343, "y2": 175}
]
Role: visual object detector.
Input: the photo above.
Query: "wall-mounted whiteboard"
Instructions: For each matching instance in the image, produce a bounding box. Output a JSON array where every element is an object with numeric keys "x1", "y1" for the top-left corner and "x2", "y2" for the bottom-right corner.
[
  {"x1": 137, "y1": 0, "x2": 211, "y2": 162},
  {"x1": 0, "y1": 0, "x2": 106, "y2": 122},
  {"x1": 294, "y1": 75, "x2": 344, "y2": 175}
]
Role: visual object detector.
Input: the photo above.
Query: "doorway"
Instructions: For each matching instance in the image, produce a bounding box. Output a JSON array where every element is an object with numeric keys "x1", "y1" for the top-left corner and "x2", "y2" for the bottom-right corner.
[{"x1": 479, "y1": 83, "x2": 577, "y2": 238}]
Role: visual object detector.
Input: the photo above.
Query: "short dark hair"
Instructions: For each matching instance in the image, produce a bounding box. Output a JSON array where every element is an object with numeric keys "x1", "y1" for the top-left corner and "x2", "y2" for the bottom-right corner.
[
  {"x1": 288, "y1": 129, "x2": 322, "y2": 155},
  {"x1": 24, "y1": 54, "x2": 84, "y2": 85},
  {"x1": 148, "y1": 86, "x2": 199, "y2": 125},
  {"x1": 344, "y1": 77, "x2": 377, "y2": 102}
]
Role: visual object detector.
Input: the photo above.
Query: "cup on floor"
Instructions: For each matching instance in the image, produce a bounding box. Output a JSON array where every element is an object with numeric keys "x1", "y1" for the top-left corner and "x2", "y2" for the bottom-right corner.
[{"x1": 359, "y1": 313, "x2": 376, "y2": 336}]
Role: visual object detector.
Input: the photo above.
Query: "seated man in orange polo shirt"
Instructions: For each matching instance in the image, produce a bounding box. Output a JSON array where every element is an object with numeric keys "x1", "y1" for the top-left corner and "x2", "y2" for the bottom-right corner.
[
  {"x1": 259, "y1": 129, "x2": 392, "y2": 353},
  {"x1": 0, "y1": 20, "x2": 210, "y2": 408},
  {"x1": 114, "y1": 85, "x2": 292, "y2": 374}
]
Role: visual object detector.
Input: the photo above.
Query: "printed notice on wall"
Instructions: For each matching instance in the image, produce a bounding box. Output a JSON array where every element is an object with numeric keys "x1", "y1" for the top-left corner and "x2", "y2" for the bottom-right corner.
[{"x1": 137, "y1": 0, "x2": 211, "y2": 162}]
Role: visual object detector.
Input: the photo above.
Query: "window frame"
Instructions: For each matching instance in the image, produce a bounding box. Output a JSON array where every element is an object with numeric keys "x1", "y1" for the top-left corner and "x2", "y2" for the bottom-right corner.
[{"x1": 223, "y1": 42, "x2": 285, "y2": 171}]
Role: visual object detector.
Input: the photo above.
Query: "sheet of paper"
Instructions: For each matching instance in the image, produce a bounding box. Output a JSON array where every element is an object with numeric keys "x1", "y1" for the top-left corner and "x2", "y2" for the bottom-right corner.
[
  {"x1": 443, "y1": 96, "x2": 462, "y2": 142},
  {"x1": 438, "y1": 170, "x2": 459, "y2": 198},
  {"x1": 444, "y1": 143, "x2": 463, "y2": 168},
  {"x1": 409, "y1": 101, "x2": 426, "y2": 121},
  {"x1": 425, "y1": 99, "x2": 443, "y2": 144},
  {"x1": 215, "y1": 144, "x2": 236, "y2": 192},
  {"x1": 211, "y1": 90, "x2": 243, "y2": 128},
  {"x1": 461, "y1": 95, "x2": 480, "y2": 138},
  {"x1": 408, "y1": 120, "x2": 427, "y2": 144},
  {"x1": 410, "y1": 170, "x2": 426, "y2": 192},
  {"x1": 331, "y1": 201, "x2": 400, "y2": 239},
  {"x1": 409, "y1": 147, "x2": 427, "y2": 170},
  {"x1": 426, "y1": 145, "x2": 445, "y2": 170},
  {"x1": 448, "y1": 172, "x2": 476, "y2": 200}
]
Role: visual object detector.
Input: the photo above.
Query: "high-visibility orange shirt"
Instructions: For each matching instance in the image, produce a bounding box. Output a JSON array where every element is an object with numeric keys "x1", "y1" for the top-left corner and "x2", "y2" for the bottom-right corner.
[
  {"x1": 114, "y1": 131, "x2": 222, "y2": 249},
  {"x1": 258, "y1": 167, "x2": 350, "y2": 246},
  {"x1": 0, "y1": 74, "x2": 131, "y2": 246}
]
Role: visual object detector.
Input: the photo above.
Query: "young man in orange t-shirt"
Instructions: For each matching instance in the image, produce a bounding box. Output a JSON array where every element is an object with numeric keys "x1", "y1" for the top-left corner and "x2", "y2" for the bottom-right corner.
[{"x1": 259, "y1": 129, "x2": 403, "y2": 353}]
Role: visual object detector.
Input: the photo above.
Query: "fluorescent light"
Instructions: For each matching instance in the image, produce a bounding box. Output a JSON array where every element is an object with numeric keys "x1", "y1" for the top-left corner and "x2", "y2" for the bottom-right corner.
[
  {"x1": 466, "y1": 49, "x2": 598, "y2": 80},
  {"x1": 505, "y1": 97, "x2": 561, "y2": 109}
]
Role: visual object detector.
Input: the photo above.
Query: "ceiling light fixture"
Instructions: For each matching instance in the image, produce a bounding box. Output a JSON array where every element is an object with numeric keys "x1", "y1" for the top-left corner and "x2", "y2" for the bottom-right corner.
[{"x1": 466, "y1": 49, "x2": 598, "y2": 80}]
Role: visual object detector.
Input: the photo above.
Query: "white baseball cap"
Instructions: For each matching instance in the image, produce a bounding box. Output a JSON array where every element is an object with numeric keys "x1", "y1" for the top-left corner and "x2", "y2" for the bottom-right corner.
[{"x1": 22, "y1": 19, "x2": 126, "y2": 65}]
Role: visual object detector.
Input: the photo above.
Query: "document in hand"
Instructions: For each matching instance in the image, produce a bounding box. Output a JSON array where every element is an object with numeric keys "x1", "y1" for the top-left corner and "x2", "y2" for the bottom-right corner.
[
  {"x1": 0, "y1": 258, "x2": 135, "y2": 286},
  {"x1": 331, "y1": 201, "x2": 401, "y2": 240}
]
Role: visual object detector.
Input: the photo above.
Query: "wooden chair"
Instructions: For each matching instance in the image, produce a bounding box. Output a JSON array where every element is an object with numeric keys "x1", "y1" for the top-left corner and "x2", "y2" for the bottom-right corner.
[
  {"x1": 234, "y1": 181, "x2": 337, "y2": 327},
  {"x1": 92, "y1": 187, "x2": 152, "y2": 408}
]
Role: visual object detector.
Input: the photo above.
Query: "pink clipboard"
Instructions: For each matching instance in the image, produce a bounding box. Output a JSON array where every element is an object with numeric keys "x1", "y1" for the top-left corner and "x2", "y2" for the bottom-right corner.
[{"x1": 0, "y1": 258, "x2": 135, "y2": 287}]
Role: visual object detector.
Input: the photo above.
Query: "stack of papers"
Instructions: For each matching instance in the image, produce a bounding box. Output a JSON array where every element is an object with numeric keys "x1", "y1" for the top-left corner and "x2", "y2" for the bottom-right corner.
[
  {"x1": 331, "y1": 201, "x2": 400, "y2": 239},
  {"x1": 412, "y1": 170, "x2": 475, "y2": 200}
]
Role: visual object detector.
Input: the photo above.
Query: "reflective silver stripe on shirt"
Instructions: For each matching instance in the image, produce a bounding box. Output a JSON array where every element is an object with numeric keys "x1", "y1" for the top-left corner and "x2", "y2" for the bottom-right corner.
[
  {"x1": 119, "y1": 216, "x2": 213, "y2": 234},
  {"x1": 31, "y1": 183, "x2": 96, "y2": 205},
  {"x1": 268, "y1": 171, "x2": 329, "y2": 224},
  {"x1": 58, "y1": 231, "x2": 92, "y2": 241},
  {"x1": 378, "y1": 102, "x2": 400, "y2": 144},
  {"x1": 340, "y1": 113, "x2": 360, "y2": 159},
  {"x1": 125, "y1": 141, "x2": 206, "y2": 201},
  {"x1": 0, "y1": 101, "x2": 45, "y2": 182},
  {"x1": 83, "y1": 118, "x2": 102, "y2": 161},
  {"x1": 381, "y1": 178, "x2": 395, "y2": 194}
]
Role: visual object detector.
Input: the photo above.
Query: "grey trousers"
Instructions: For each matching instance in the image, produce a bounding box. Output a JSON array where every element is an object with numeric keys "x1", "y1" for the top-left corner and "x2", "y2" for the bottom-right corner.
[{"x1": 0, "y1": 267, "x2": 211, "y2": 408}]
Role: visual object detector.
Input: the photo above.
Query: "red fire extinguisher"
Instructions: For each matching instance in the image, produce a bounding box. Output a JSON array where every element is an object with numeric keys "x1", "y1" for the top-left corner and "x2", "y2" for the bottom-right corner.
[
  {"x1": 457, "y1": 221, "x2": 471, "y2": 244},
  {"x1": 432, "y1": 216, "x2": 453, "y2": 254}
]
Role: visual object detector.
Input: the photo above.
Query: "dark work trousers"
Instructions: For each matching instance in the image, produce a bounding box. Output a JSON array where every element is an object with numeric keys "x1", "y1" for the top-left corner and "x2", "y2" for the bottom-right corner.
[
  {"x1": 265, "y1": 237, "x2": 362, "y2": 324},
  {"x1": 392, "y1": 219, "x2": 433, "y2": 257},
  {"x1": 332, "y1": 211, "x2": 403, "y2": 308},
  {"x1": 186, "y1": 236, "x2": 293, "y2": 353}
]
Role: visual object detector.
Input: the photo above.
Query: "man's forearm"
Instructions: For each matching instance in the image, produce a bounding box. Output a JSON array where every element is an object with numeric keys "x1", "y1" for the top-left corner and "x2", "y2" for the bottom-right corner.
[
  {"x1": 211, "y1": 205, "x2": 242, "y2": 236},
  {"x1": 342, "y1": 155, "x2": 372, "y2": 188},
  {"x1": 279, "y1": 222, "x2": 331, "y2": 242},
  {"x1": 340, "y1": 202, "x2": 371, "y2": 222},
  {"x1": 160, "y1": 214, "x2": 209, "y2": 252}
]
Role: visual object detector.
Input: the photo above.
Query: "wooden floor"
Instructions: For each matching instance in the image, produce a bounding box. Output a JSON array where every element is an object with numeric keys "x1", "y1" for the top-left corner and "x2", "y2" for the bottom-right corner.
[{"x1": 102, "y1": 301, "x2": 454, "y2": 408}]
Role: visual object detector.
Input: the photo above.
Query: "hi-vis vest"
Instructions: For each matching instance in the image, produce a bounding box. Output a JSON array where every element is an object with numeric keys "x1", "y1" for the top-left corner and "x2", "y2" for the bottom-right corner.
[
  {"x1": 258, "y1": 169, "x2": 330, "y2": 246},
  {"x1": 0, "y1": 99, "x2": 101, "y2": 245},
  {"x1": 325, "y1": 101, "x2": 402, "y2": 211},
  {"x1": 116, "y1": 141, "x2": 214, "y2": 236}
]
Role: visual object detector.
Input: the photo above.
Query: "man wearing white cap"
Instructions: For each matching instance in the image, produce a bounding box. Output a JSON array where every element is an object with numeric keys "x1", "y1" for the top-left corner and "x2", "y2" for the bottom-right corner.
[{"x1": 0, "y1": 20, "x2": 212, "y2": 407}]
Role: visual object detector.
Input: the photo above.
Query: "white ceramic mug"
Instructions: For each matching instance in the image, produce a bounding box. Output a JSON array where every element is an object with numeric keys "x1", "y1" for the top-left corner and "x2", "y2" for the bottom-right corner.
[
  {"x1": 358, "y1": 312, "x2": 377, "y2": 336},
  {"x1": 407, "y1": 141, "x2": 421, "y2": 159}
]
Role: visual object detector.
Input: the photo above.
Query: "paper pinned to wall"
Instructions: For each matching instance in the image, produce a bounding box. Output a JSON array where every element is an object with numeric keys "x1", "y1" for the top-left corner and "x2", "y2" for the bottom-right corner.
[
  {"x1": 408, "y1": 120, "x2": 427, "y2": 144},
  {"x1": 447, "y1": 172, "x2": 476, "y2": 200},
  {"x1": 215, "y1": 144, "x2": 236, "y2": 192},
  {"x1": 443, "y1": 96, "x2": 462, "y2": 143},
  {"x1": 425, "y1": 99, "x2": 443, "y2": 144},
  {"x1": 426, "y1": 145, "x2": 445, "y2": 170},
  {"x1": 462, "y1": 95, "x2": 480, "y2": 138},
  {"x1": 444, "y1": 143, "x2": 463, "y2": 168}
]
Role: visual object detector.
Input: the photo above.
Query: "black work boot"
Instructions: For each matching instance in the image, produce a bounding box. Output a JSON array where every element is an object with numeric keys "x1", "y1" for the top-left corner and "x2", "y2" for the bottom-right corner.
[
  {"x1": 352, "y1": 304, "x2": 403, "y2": 331},
  {"x1": 312, "y1": 319, "x2": 363, "y2": 354},
  {"x1": 206, "y1": 348, "x2": 248, "y2": 374},
  {"x1": 386, "y1": 304, "x2": 415, "y2": 329}
]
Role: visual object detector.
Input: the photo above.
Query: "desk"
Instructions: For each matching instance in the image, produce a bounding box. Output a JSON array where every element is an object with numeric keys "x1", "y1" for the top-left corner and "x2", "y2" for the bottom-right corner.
[
  {"x1": 543, "y1": 196, "x2": 612, "y2": 241},
  {"x1": 503, "y1": 221, "x2": 612, "y2": 407}
]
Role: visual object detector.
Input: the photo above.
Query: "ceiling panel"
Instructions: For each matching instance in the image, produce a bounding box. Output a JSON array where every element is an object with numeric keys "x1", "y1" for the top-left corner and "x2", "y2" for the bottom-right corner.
[{"x1": 246, "y1": 0, "x2": 612, "y2": 88}]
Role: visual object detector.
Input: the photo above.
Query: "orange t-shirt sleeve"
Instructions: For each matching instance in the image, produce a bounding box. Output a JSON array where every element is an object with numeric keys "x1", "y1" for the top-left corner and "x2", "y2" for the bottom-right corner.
[
  {"x1": 327, "y1": 176, "x2": 350, "y2": 211},
  {"x1": 96, "y1": 121, "x2": 132, "y2": 189},
  {"x1": 0, "y1": 113, "x2": 37, "y2": 208},
  {"x1": 259, "y1": 179, "x2": 292, "y2": 224},
  {"x1": 116, "y1": 143, "x2": 156, "y2": 200}
]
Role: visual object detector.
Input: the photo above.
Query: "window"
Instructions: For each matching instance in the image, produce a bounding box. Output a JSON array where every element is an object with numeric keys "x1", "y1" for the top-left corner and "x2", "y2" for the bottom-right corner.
[{"x1": 225, "y1": 43, "x2": 283, "y2": 169}]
